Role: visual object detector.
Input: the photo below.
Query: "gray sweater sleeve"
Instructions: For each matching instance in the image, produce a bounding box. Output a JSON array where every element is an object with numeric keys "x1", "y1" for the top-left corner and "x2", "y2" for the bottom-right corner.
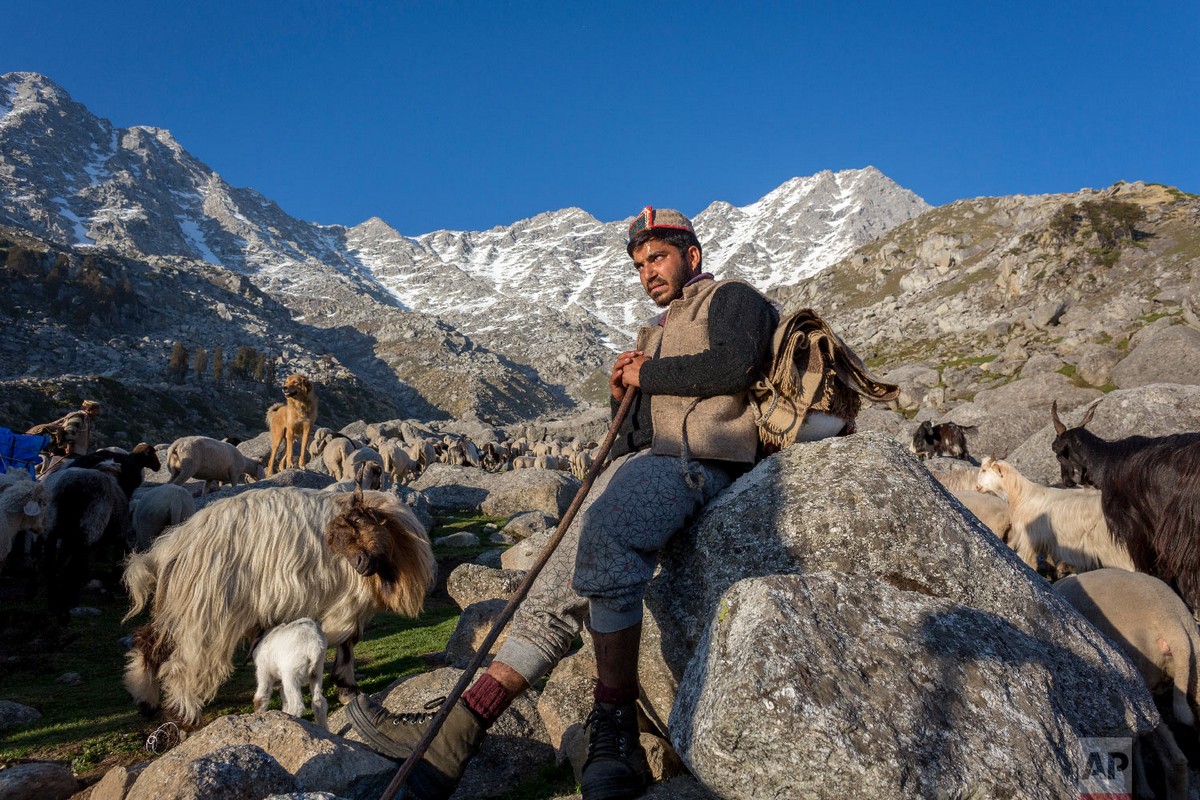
[{"x1": 637, "y1": 282, "x2": 777, "y2": 398}]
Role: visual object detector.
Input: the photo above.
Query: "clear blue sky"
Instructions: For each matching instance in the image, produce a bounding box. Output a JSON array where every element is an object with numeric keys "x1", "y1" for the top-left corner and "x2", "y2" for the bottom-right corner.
[{"x1": 4, "y1": 1, "x2": 1197, "y2": 235}]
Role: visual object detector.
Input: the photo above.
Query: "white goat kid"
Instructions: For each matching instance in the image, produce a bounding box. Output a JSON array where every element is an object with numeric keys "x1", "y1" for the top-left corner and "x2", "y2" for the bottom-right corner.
[
  {"x1": 251, "y1": 618, "x2": 329, "y2": 729},
  {"x1": 975, "y1": 456, "x2": 1134, "y2": 574}
]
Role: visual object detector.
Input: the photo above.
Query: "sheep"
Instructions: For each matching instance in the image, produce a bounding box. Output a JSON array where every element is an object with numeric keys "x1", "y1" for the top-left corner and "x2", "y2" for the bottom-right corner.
[
  {"x1": 122, "y1": 486, "x2": 435, "y2": 730},
  {"x1": 67, "y1": 443, "x2": 162, "y2": 500},
  {"x1": 41, "y1": 467, "x2": 130, "y2": 621},
  {"x1": 251, "y1": 618, "x2": 329, "y2": 730},
  {"x1": 320, "y1": 436, "x2": 357, "y2": 481},
  {"x1": 0, "y1": 471, "x2": 47, "y2": 568},
  {"x1": 166, "y1": 436, "x2": 264, "y2": 496},
  {"x1": 346, "y1": 447, "x2": 384, "y2": 489},
  {"x1": 1056, "y1": 569, "x2": 1199, "y2": 800},
  {"x1": 1051, "y1": 401, "x2": 1200, "y2": 612},
  {"x1": 307, "y1": 427, "x2": 336, "y2": 460},
  {"x1": 974, "y1": 456, "x2": 1134, "y2": 574},
  {"x1": 373, "y1": 439, "x2": 414, "y2": 486},
  {"x1": 534, "y1": 454, "x2": 561, "y2": 471},
  {"x1": 131, "y1": 484, "x2": 196, "y2": 551}
]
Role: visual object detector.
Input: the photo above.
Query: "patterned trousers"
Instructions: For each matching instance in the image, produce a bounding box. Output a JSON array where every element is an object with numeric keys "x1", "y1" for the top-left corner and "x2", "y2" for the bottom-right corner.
[{"x1": 495, "y1": 449, "x2": 733, "y2": 684}]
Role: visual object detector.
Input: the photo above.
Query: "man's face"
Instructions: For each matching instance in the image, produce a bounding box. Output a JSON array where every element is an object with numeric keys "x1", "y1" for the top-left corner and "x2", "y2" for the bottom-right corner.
[{"x1": 631, "y1": 239, "x2": 701, "y2": 307}]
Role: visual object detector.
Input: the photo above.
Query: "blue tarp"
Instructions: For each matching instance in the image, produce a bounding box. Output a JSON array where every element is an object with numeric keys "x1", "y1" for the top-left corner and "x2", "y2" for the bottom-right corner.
[{"x1": 0, "y1": 427, "x2": 48, "y2": 478}]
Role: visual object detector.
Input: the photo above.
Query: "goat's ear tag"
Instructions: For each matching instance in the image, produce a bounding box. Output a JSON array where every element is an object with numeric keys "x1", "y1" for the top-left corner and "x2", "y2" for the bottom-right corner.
[{"x1": 24, "y1": 500, "x2": 42, "y2": 516}]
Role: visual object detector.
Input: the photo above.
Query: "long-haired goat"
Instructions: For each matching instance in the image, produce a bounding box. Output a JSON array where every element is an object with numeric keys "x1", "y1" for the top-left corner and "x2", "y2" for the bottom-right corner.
[
  {"x1": 1051, "y1": 401, "x2": 1200, "y2": 609},
  {"x1": 252, "y1": 617, "x2": 329, "y2": 730},
  {"x1": 121, "y1": 486, "x2": 434, "y2": 730},
  {"x1": 975, "y1": 456, "x2": 1134, "y2": 574}
]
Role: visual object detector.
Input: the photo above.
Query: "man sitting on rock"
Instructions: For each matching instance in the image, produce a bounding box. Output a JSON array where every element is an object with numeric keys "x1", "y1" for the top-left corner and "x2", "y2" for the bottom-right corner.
[{"x1": 349, "y1": 207, "x2": 783, "y2": 800}]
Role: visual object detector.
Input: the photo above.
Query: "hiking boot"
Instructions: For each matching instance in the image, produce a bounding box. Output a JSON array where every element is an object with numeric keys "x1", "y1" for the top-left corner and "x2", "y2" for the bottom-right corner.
[
  {"x1": 580, "y1": 701, "x2": 650, "y2": 800},
  {"x1": 346, "y1": 694, "x2": 487, "y2": 800}
]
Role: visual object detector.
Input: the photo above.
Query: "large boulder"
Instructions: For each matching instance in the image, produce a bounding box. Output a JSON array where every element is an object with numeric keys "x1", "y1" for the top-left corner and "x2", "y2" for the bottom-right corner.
[
  {"x1": 635, "y1": 432, "x2": 1156, "y2": 797},
  {"x1": 1110, "y1": 323, "x2": 1200, "y2": 389},
  {"x1": 937, "y1": 400, "x2": 1045, "y2": 459},
  {"x1": 128, "y1": 744, "x2": 297, "y2": 800},
  {"x1": 970, "y1": 371, "x2": 1102, "y2": 417},
  {"x1": 0, "y1": 762, "x2": 78, "y2": 800},
  {"x1": 123, "y1": 713, "x2": 394, "y2": 800},
  {"x1": 411, "y1": 463, "x2": 579, "y2": 520},
  {"x1": 674, "y1": 572, "x2": 1139, "y2": 799},
  {"x1": 1006, "y1": 383, "x2": 1200, "y2": 485}
]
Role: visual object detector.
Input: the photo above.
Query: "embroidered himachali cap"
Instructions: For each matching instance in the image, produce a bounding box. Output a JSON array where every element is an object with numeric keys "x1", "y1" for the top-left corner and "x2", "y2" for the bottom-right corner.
[
  {"x1": 627, "y1": 206, "x2": 695, "y2": 240},
  {"x1": 81, "y1": 400, "x2": 101, "y2": 412}
]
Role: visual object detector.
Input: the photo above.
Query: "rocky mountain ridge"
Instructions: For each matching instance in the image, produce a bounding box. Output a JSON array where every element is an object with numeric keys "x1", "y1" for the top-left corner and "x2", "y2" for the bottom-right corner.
[{"x1": 0, "y1": 71, "x2": 928, "y2": 426}]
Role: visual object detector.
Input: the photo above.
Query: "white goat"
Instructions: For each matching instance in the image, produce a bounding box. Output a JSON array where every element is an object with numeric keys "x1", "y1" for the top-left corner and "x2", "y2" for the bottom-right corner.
[
  {"x1": 251, "y1": 617, "x2": 329, "y2": 730},
  {"x1": 167, "y1": 436, "x2": 264, "y2": 496},
  {"x1": 975, "y1": 456, "x2": 1134, "y2": 573},
  {"x1": 0, "y1": 471, "x2": 47, "y2": 567},
  {"x1": 131, "y1": 484, "x2": 196, "y2": 551}
]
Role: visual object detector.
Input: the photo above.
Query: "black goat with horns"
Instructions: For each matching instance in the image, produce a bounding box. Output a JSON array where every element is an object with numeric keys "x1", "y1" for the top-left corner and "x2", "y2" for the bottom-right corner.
[{"x1": 1050, "y1": 399, "x2": 1200, "y2": 610}]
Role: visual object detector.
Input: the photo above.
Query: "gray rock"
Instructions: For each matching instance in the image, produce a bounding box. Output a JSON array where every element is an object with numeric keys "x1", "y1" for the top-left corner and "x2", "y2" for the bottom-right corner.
[
  {"x1": 56, "y1": 672, "x2": 82, "y2": 685},
  {"x1": 501, "y1": 528, "x2": 553, "y2": 571},
  {"x1": 434, "y1": 531, "x2": 480, "y2": 548},
  {"x1": 1129, "y1": 316, "x2": 1179, "y2": 350},
  {"x1": 1068, "y1": 344, "x2": 1123, "y2": 387},
  {"x1": 637, "y1": 433, "x2": 1155, "y2": 788},
  {"x1": 411, "y1": 463, "x2": 580, "y2": 520},
  {"x1": 503, "y1": 510, "x2": 558, "y2": 540},
  {"x1": 0, "y1": 700, "x2": 41, "y2": 729},
  {"x1": 444, "y1": 599, "x2": 509, "y2": 668},
  {"x1": 881, "y1": 364, "x2": 942, "y2": 411},
  {"x1": 89, "y1": 764, "x2": 146, "y2": 800},
  {"x1": 138, "y1": 744, "x2": 295, "y2": 800},
  {"x1": 971, "y1": 371, "x2": 1101, "y2": 416},
  {"x1": 1029, "y1": 299, "x2": 1066, "y2": 329},
  {"x1": 0, "y1": 761, "x2": 79, "y2": 800},
  {"x1": 674, "y1": 572, "x2": 1149, "y2": 800},
  {"x1": 1007, "y1": 383, "x2": 1200, "y2": 484},
  {"x1": 124, "y1": 712, "x2": 395, "y2": 800},
  {"x1": 446, "y1": 563, "x2": 526, "y2": 610},
  {"x1": 474, "y1": 549, "x2": 505, "y2": 568},
  {"x1": 1111, "y1": 324, "x2": 1200, "y2": 389}
]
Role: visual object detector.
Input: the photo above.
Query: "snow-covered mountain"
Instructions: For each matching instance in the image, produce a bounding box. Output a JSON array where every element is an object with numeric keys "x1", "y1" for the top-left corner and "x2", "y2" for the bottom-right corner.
[{"x1": 0, "y1": 71, "x2": 930, "y2": 419}]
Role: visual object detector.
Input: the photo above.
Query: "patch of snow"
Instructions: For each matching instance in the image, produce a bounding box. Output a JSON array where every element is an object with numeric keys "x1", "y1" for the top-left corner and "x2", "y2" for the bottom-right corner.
[
  {"x1": 50, "y1": 197, "x2": 93, "y2": 245},
  {"x1": 177, "y1": 216, "x2": 220, "y2": 265}
]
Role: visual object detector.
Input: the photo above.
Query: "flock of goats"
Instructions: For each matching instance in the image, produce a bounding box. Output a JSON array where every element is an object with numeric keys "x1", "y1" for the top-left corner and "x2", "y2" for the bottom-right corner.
[
  {"x1": 915, "y1": 402, "x2": 1200, "y2": 797},
  {"x1": 4, "y1": 390, "x2": 1200, "y2": 794}
]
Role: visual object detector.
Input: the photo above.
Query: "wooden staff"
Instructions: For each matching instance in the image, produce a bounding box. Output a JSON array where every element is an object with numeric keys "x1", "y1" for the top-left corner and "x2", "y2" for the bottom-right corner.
[{"x1": 378, "y1": 389, "x2": 638, "y2": 800}]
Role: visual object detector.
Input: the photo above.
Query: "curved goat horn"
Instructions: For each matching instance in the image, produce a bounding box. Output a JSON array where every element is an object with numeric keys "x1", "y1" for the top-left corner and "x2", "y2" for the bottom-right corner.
[{"x1": 1051, "y1": 400, "x2": 1067, "y2": 436}]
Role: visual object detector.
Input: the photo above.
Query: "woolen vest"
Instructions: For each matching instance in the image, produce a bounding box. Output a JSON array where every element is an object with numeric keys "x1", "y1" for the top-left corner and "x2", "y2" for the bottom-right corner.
[{"x1": 635, "y1": 278, "x2": 764, "y2": 464}]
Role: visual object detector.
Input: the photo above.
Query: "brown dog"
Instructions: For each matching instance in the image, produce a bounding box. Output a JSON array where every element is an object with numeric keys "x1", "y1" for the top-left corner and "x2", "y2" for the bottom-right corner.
[{"x1": 266, "y1": 374, "x2": 318, "y2": 475}]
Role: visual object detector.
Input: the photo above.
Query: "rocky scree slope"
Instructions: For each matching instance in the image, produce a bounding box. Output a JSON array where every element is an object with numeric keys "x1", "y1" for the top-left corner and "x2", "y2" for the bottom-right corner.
[{"x1": 774, "y1": 180, "x2": 1200, "y2": 443}]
